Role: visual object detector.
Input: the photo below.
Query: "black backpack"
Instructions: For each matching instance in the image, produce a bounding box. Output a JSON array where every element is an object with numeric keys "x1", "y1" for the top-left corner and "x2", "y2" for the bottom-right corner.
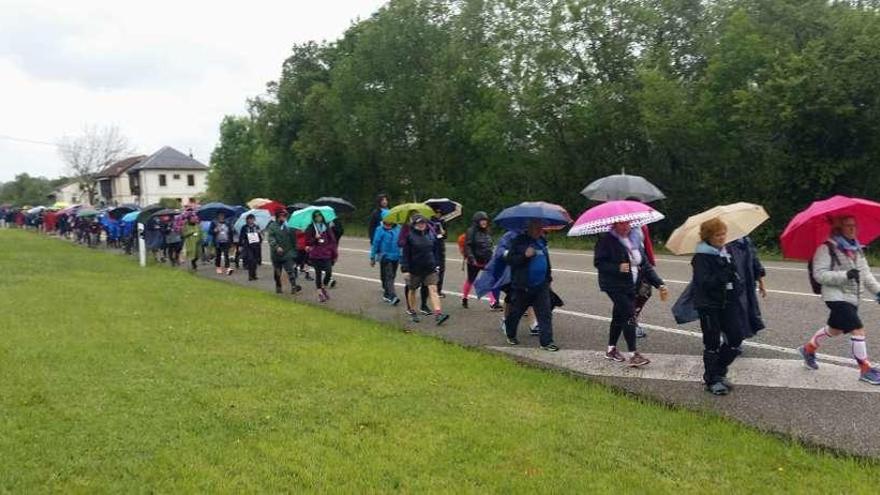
[{"x1": 808, "y1": 241, "x2": 839, "y2": 294}]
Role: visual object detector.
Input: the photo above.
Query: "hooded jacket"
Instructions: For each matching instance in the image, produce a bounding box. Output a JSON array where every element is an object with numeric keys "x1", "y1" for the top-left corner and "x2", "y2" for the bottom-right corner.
[
  {"x1": 401, "y1": 225, "x2": 438, "y2": 275},
  {"x1": 368, "y1": 194, "x2": 389, "y2": 244},
  {"x1": 305, "y1": 222, "x2": 338, "y2": 261},
  {"x1": 465, "y1": 211, "x2": 493, "y2": 265}
]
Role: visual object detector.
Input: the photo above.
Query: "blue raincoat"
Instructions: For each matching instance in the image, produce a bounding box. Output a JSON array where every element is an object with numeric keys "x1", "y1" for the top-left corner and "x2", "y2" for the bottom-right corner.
[{"x1": 474, "y1": 230, "x2": 520, "y2": 298}]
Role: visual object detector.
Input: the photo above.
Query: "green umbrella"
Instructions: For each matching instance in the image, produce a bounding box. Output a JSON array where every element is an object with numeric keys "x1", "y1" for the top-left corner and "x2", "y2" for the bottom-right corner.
[
  {"x1": 286, "y1": 206, "x2": 336, "y2": 231},
  {"x1": 384, "y1": 203, "x2": 433, "y2": 225},
  {"x1": 76, "y1": 208, "x2": 100, "y2": 218}
]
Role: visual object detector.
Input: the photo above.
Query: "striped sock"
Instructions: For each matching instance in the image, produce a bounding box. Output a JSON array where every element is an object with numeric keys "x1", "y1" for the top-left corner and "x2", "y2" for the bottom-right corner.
[
  {"x1": 805, "y1": 326, "x2": 831, "y2": 354},
  {"x1": 851, "y1": 336, "x2": 872, "y2": 374}
]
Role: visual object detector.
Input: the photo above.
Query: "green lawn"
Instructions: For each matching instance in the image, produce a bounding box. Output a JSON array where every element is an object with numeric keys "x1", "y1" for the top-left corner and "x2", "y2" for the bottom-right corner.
[{"x1": 0, "y1": 229, "x2": 877, "y2": 493}]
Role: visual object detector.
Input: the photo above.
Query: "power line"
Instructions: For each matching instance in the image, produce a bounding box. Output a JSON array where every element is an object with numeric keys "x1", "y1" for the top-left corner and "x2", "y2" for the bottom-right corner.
[{"x1": 0, "y1": 134, "x2": 59, "y2": 147}]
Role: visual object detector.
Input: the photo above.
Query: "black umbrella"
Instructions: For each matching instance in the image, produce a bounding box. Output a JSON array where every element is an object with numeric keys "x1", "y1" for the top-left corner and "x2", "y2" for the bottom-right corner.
[
  {"x1": 150, "y1": 208, "x2": 180, "y2": 219},
  {"x1": 287, "y1": 202, "x2": 311, "y2": 213},
  {"x1": 313, "y1": 197, "x2": 355, "y2": 213},
  {"x1": 108, "y1": 204, "x2": 139, "y2": 220},
  {"x1": 135, "y1": 204, "x2": 164, "y2": 225}
]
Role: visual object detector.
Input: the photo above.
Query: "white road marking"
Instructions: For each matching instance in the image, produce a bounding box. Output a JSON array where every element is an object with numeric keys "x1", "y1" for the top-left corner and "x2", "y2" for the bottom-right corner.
[
  {"x1": 328, "y1": 271, "x2": 855, "y2": 366},
  {"x1": 489, "y1": 348, "x2": 877, "y2": 393}
]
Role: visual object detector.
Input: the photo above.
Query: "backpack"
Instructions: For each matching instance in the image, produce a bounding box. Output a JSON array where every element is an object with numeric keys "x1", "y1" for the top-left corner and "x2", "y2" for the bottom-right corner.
[
  {"x1": 808, "y1": 241, "x2": 839, "y2": 295},
  {"x1": 457, "y1": 233, "x2": 467, "y2": 256}
]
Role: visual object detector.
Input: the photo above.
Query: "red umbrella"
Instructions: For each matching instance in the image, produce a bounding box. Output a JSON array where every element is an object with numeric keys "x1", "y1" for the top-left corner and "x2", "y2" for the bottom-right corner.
[
  {"x1": 257, "y1": 200, "x2": 286, "y2": 215},
  {"x1": 781, "y1": 195, "x2": 880, "y2": 260}
]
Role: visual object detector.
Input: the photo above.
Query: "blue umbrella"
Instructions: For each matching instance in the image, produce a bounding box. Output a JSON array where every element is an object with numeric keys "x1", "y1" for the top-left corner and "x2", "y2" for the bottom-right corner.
[
  {"x1": 234, "y1": 209, "x2": 272, "y2": 232},
  {"x1": 287, "y1": 206, "x2": 336, "y2": 231},
  {"x1": 121, "y1": 211, "x2": 140, "y2": 223},
  {"x1": 493, "y1": 201, "x2": 572, "y2": 232},
  {"x1": 197, "y1": 202, "x2": 236, "y2": 221},
  {"x1": 108, "y1": 204, "x2": 139, "y2": 220}
]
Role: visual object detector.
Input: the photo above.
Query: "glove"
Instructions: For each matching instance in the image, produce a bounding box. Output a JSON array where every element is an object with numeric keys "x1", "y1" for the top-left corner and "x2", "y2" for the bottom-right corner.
[{"x1": 847, "y1": 269, "x2": 860, "y2": 281}]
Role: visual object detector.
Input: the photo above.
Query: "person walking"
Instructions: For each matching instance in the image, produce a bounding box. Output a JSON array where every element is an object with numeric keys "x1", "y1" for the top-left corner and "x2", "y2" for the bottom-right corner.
[
  {"x1": 462, "y1": 211, "x2": 499, "y2": 309},
  {"x1": 183, "y1": 215, "x2": 203, "y2": 271},
  {"x1": 727, "y1": 236, "x2": 767, "y2": 338},
  {"x1": 370, "y1": 213, "x2": 402, "y2": 305},
  {"x1": 212, "y1": 212, "x2": 234, "y2": 275},
  {"x1": 164, "y1": 219, "x2": 183, "y2": 266},
  {"x1": 400, "y1": 215, "x2": 449, "y2": 325},
  {"x1": 799, "y1": 215, "x2": 880, "y2": 385},
  {"x1": 239, "y1": 214, "x2": 263, "y2": 281},
  {"x1": 305, "y1": 210, "x2": 338, "y2": 303},
  {"x1": 368, "y1": 193, "x2": 390, "y2": 245},
  {"x1": 503, "y1": 220, "x2": 558, "y2": 351},
  {"x1": 691, "y1": 218, "x2": 745, "y2": 395},
  {"x1": 595, "y1": 221, "x2": 668, "y2": 367},
  {"x1": 266, "y1": 210, "x2": 301, "y2": 294}
]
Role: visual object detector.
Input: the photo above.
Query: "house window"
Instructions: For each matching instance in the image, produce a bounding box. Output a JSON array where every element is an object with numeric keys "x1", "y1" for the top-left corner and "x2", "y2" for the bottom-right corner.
[
  {"x1": 173, "y1": 174, "x2": 181, "y2": 180},
  {"x1": 159, "y1": 174, "x2": 167, "y2": 187},
  {"x1": 187, "y1": 174, "x2": 195, "y2": 186}
]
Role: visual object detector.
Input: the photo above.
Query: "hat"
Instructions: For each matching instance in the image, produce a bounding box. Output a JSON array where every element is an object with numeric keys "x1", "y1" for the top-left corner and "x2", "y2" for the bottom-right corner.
[{"x1": 411, "y1": 214, "x2": 427, "y2": 225}]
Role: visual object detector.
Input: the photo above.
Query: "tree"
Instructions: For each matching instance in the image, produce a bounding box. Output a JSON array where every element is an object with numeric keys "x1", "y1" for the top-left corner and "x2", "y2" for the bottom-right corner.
[
  {"x1": 58, "y1": 125, "x2": 133, "y2": 205},
  {"x1": 0, "y1": 173, "x2": 60, "y2": 206}
]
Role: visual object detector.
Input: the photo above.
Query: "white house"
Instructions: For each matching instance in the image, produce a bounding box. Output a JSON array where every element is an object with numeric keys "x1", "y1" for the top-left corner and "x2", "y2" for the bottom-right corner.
[
  {"x1": 51, "y1": 181, "x2": 86, "y2": 205},
  {"x1": 127, "y1": 146, "x2": 209, "y2": 207},
  {"x1": 95, "y1": 155, "x2": 145, "y2": 206}
]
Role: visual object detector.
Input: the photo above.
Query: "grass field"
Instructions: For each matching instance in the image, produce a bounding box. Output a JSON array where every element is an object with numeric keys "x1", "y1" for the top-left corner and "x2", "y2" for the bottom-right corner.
[{"x1": 1, "y1": 229, "x2": 878, "y2": 493}]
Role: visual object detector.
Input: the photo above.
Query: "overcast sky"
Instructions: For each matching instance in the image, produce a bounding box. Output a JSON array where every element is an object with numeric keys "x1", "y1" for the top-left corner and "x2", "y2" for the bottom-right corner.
[{"x1": 0, "y1": 0, "x2": 386, "y2": 182}]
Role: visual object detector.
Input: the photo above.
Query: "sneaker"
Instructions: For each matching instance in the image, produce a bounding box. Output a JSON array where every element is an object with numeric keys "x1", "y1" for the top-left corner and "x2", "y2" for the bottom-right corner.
[
  {"x1": 382, "y1": 296, "x2": 393, "y2": 304},
  {"x1": 489, "y1": 301, "x2": 503, "y2": 311},
  {"x1": 304, "y1": 272, "x2": 314, "y2": 281},
  {"x1": 507, "y1": 336, "x2": 519, "y2": 346},
  {"x1": 435, "y1": 314, "x2": 450, "y2": 326},
  {"x1": 321, "y1": 288, "x2": 330, "y2": 301},
  {"x1": 461, "y1": 298, "x2": 469, "y2": 309},
  {"x1": 226, "y1": 268, "x2": 235, "y2": 276},
  {"x1": 540, "y1": 343, "x2": 560, "y2": 352},
  {"x1": 317, "y1": 291, "x2": 327, "y2": 303},
  {"x1": 438, "y1": 293, "x2": 446, "y2": 299},
  {"x1": 604, "y1": 348, "x2": 626, "y2": 363},
  {"x1": 390, "y1": 296, "x2": 401, "y2": 306},
  {"x1": 627, "y1": 352, "x2": 651, "y2": 368},
  {"x1": 410, "y1": 313, "x2": 421, "y2": 323},
  {"x1": 419, "y1": 306, "x2": 432, "y2": 316},
  {"x1": 529, "y1": 322, "x2": 540, "y2": 336},
  {"x1": 859, "y1": 368, "x2": 880, "y2": 385},
  {"x1": 705, "y1": 382, "x2": 730, "y2": 396},
  {"x1": 635, "y1": 326, "x2": 647, "y2": 338},
  {"x1": 329, "y1": 278, "x2": 337, "y2": 288},
  {"x1": 291, "y1": 285, "x2": 302, "y2": 294},
  {"x1": 798, "y1": 346, "x2": 819, "y2": 370},
  {"x1": 275, "y1": 286, "x2": 283, "y2": 294},
  {"x1": 406, "y1": 309, "x2": 417, "y2": 317}
]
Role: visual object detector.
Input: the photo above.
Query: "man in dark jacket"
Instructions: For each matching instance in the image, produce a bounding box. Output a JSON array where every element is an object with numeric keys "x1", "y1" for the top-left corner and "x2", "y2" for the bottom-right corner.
[
  {"x1": 462, "y1": 211, "x2": 499, "y2": 309},
  {"x1": 503, "y1": 220, "x2": 558, "y2": 351},
  {"x1": 266, "y1": 210, "x2": 301, "y2": 294},
  {"x1": 367, "y1": 194, "x2": 390, "y2": 245},
  {"x1": 400, "y1": 215, "x2": 449, "y2": 326}
]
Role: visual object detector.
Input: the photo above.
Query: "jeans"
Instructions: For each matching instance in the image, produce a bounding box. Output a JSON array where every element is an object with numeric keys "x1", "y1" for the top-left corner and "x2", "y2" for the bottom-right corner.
[
  {"x1": 504, "y1": 283, "x2": 554, "y2": 347},
  {"x1": 380, "y1": 259, "x2": 398, "y2": 299}
]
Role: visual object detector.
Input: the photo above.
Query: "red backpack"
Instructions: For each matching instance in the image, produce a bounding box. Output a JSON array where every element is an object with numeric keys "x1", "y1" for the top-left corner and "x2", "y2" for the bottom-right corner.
[{"x1": 457, "y1": 233, "x2": 467, "y2": 256}]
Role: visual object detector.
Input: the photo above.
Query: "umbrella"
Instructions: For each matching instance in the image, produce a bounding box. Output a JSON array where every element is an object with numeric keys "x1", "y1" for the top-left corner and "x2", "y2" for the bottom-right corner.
[
  {"x1": 52, "y1": 201, "x2": 70, "y2": 209},
  {"x1": 666, "y1": 203, "x2": 769, "y2": 255},
  {"x1": 108, "y1": 204, "x2": 139, "y2": 220},
  {"x1": 135, "y1": 204, "x2": 164, "y2": 225},
  {"x1": 58, "y1": 204, "x2": 83, "y2": 216},
  {"x1": 384, "y1": 203, "x2": 434, "y2": 225},
  {"x1": 121, "y1": 211, "x2": 140, "y2": 223},
  {"x1": 76, "y1": 208, "x2": 100, "y2": 218},
  {"x1": 197, "y1": 202, "x2": 236, "y2": 221},
  {"x1": 494, "y1": 201, "x2": 572, "y2": 232},
  {"x1": 313, "y1": 197, "x2": 356, "y2": 213},
  {"x1": 234, "y1": 209, "x2": 273, "y2": 232},
  {"x1": 256, "y1": 200, "x2": 286, "y2": 215},
  {"x1": 781, "y1": 195, "x2": 880, "y2": 260},
  {"x1": 581, "y1": 170, "x2": 666, "y2": 202},
  {"x1": 287, "y1": 203, "x2": 311, "y2": 213},
  {"x1": 27, "y1": 206, "x2": 46, "y2": 215},
  {"x1": 150, "y1": 208, "x2": 180, "y2": 219},
  {"x1": 246, "y1": 198, "x2": 273, "y2": 209},
  {"x1": 287, "y1": 205, "x2": 336, "y2": 231},
  {"x1": 568, "y1": 200, "x2": 664, "y2": 237},
  {"x1": 424, "y1": 198, "x2": 463, "y2": 222}
]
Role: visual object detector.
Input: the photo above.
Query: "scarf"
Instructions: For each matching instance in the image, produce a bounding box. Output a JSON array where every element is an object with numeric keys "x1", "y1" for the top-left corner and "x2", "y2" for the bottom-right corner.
[
  {"x1": 833, "y1": 235, "x2": 861, "y2": 254},
  {"x1": 696, "y1": 241, "x2": 731, "y2": 260}
]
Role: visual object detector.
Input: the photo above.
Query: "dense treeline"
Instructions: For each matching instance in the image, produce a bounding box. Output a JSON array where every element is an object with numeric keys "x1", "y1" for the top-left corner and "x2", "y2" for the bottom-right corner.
[
  {"x1": 208, "y1": 0, "x2": 880, "y2": 245},
  {"x1": 0, "y1": 174, "x2": 68, "y2": 207}
]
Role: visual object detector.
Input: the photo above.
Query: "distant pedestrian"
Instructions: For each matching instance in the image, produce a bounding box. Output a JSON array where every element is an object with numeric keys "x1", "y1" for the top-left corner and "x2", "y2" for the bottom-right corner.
[
  {"x1": 164, "y1": 218, "x2": 183, "y2": 266},
  {"x1": 799, "y1": 215, "x2": 880, "y2": 385},
  {"x1": 305, "y1": 210, "x2": 338, "y2": 303},
  {"x1": 183, "y1": 215, "x2": 203, "y2": 271},
  {"x1": 370, "y1": 212, "x2": 401, "y2": 305},
  {"x1": 691, "y1": 218, "x2": 743, "y2": 395},
  {"x1": 368, "y1": 193, "x2": 390, "y2": 245},
  {"x1": 595, "y1": 221, "x2": 668, "y2": 368},
  {"x1": 502, "y1": 220, "x2": 557, "y2": 351},
  {"x1": 400, "y1": 215, "x2": 449, "y2": 325},
  {"x1": 239, "y1": 214, "x2": 263, "y2": 281},
  {"x1": 462, "y1": 211, "x2": 500, "y2": 310},
  {"x1": 212, "y1": 212, "x2": 234, "y2": 275},
  {"x1": 266, "y1": 210, "x2": 301, "y2": 294}
]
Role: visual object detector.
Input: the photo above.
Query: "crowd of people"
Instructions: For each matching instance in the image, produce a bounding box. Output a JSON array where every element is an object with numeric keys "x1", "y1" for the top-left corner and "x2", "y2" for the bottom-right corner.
[{"x1": 5, "y1": 192, "x2": 880, "y2": 397}]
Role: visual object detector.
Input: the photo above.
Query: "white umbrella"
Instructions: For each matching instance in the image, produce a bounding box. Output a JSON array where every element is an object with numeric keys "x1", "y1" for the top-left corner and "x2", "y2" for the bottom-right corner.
[{"x1": 666, "y1": 203, "x2": 769, "y2": 255}]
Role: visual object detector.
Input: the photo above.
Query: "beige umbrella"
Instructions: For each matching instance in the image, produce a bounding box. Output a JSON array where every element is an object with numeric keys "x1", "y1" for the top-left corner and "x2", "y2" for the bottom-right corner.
[
  {"x1": 246, "y1": 198, "x2": 272, "y2": 209},
  {"x1": 666, "y1": 202, "x2": 769, "y2": 255}
]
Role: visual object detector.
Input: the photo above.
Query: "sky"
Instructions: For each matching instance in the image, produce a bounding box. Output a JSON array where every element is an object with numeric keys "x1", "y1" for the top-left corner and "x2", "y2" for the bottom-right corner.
[{"x1": 0, "y1": 0, "x2": 387, "y2": 182}]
